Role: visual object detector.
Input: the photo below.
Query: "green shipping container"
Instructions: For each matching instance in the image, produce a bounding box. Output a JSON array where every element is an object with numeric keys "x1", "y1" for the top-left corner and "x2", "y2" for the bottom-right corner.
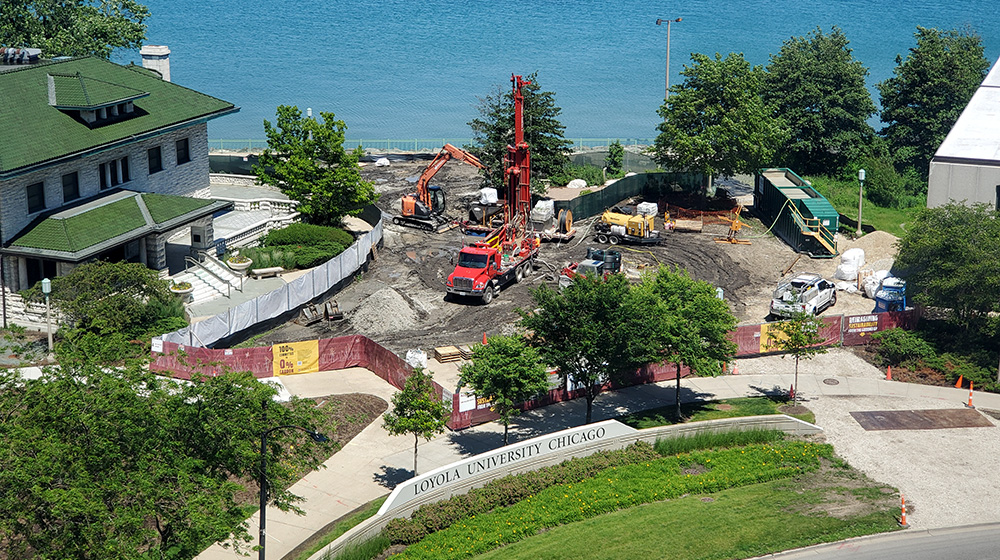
[{"x1": 754, "y1": 168, "x2": 838, "y2": 258}]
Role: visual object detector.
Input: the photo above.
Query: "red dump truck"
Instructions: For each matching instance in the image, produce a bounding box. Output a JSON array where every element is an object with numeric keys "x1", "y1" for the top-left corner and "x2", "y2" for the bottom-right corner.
[{"x1": 445, "y1": 229, "x2": 539, "y2": 304}]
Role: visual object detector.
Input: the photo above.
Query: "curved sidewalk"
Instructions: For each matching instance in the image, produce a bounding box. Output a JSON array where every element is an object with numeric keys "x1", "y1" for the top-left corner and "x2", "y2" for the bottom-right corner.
[{"x1": 196, "y1": 352, "x2": 1000, "y2": 559}]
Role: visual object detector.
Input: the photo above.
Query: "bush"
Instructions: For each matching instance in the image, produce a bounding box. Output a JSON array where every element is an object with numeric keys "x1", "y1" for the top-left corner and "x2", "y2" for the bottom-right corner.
[
  {"x1": 848, "y1": 156, "x2": 925, "y2": 209},
  {"x1": 550, "y1": 164, "x2": 604, "y2": 188},
  {"x1": 264, "y1": 223, "x2": 354, "y2": 248},
  {"x1": 869, "y1": 328, "x2": 935, "y2": 366},
  {"x1": 653, "y1": 428, "x2": 785, "y2": 456}
]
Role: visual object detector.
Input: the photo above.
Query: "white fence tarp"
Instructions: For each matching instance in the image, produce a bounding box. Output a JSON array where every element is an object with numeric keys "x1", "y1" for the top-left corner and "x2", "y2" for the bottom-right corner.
[
  {"x1": 326, "y1": 253, "x2": 343, "y2": 285},
  {"x1": 229, "y1": 300, "x2": 258, "y2": 336},
  {"x1": 194, "y1": 313, "x2": 230, "y2": 346},
  {"x1": 257, "y1": 285, "x2": 288, "y2": 321},
  {"x1": 287, "y1": 272, "x2": 313, "y2": 309}
]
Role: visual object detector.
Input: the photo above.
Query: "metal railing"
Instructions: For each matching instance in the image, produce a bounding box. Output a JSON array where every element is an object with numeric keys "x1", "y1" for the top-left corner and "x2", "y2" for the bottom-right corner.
[
  {"x1": 184, "y1": 256, "x2": 237, "y2": 298},
  {"x1": 208, "y1": 138, "x2": 656, "y2": 153}
]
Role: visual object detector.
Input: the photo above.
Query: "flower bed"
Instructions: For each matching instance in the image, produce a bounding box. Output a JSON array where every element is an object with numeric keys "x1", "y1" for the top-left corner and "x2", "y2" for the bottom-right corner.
[{"x1": 394, "y1": 441, "x2": 830, "y2": 560}]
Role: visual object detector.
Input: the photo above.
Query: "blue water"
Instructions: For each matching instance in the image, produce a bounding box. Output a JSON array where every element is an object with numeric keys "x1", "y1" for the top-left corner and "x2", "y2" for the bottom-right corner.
[{"x1": 115, "y1": 0, "x2": 1000, "y2": 142}]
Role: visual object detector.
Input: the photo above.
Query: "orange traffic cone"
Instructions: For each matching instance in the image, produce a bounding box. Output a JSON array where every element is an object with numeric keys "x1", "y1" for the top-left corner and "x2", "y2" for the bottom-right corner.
[
  {"x1": 886, "y1": 366, "x2": 892, "y2": 381},
  {"x1": 789, "y1": 385, "x2": 795, "y2": 400},
  {"x1": 899, "y1": 495, "x2": 909, "y2": 528},
  {"x1": 482, "y1": 332, "x2": 488, "y2": 345},
  {"x1": 733, "y1": 363, "x2": 740, "y2": 375},
  {"x1": 966, "y1": 381, "x2": 975, "y2": 409},
  {"x1": 955, "y1": 375, "x2": 964, "y2": 388}
]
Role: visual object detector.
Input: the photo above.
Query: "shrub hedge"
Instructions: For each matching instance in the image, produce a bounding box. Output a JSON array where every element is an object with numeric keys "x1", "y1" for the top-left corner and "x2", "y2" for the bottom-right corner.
[{"x1": 264, "y1": 223, "x2": 354, "y2": 248}]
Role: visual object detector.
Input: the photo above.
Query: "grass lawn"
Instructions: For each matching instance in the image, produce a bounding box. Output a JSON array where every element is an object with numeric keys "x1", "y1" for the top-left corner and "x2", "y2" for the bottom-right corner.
[
  {"x1": 804, "y1": 175, "x2": 920, "y2": 238},
  {"x1": 291, "y1": 497, "x2": 386, "y2": 560},
  {"x1": 473, "y1": 471, "x2": 899, "y2": 560},
  {"x1": 618, "y1": 397, "x2": 816, "y2": 429}
]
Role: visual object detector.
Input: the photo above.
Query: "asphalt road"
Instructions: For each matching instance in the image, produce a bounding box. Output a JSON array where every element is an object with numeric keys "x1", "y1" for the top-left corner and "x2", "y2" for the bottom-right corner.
[{"x1": 756, "y1": 524, "x2": 1000, "y2": 560}]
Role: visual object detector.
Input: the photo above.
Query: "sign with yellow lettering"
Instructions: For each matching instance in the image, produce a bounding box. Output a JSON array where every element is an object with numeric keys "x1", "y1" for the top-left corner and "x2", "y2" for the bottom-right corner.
[
  {"x1": 272, "y1": 340, "x2": 319, "y2": 376},
  {"x1": 759, "y1": 323, "x2": 787, "y2": 353}
]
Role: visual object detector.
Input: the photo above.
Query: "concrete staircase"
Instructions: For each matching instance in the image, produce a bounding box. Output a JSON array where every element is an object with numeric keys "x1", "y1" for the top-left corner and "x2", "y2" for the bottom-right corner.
[{"x1": 172, "y1": 255, "x2": 244, "y2": 305}]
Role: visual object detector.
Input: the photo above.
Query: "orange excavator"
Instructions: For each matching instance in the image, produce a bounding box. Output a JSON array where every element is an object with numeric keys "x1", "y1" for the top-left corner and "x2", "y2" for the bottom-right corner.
[{"x1": 392, "y1": 143, "x2": 485, "y2": 232}]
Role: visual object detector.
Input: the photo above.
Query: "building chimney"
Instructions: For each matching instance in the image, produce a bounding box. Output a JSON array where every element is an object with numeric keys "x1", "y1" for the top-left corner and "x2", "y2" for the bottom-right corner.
[{"x1": 139, "y1": 45, "x2": 171, "y2": 82}]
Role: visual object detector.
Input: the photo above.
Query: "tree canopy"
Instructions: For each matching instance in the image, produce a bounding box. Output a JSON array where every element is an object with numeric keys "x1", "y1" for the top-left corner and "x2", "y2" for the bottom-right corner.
[
  {"x1": 0, "y1": 359, "x2": 329, "y2": 559},
  {"x1": 382, "y1": 368, "x2": 450, "y2": 475},
  {"x1": 642, "y1": 266, "x2": 737, "y2": 418},
  {"x1": 878, "y1": 26, "x2": 990, "y2": 178},
  {"x1": 765, "y1": 313, "x2": 829, "y2": 403},
  {"x1": 764, "y1": 27, "x2": 877, "y2": 175},
  {"x1": 653, "y1": 52, "x2": 787, "y2": 184},
  {"x1": 254, "y1": 105, "x2": 378, "y2": 226},
  {"x1": 459, "y1": 335, "x2": 549, "y2": 445},
  {"x1": 0, "y1": 0, "x2": 148, "y2": 58},
  {"x1": 519, "y1": 274, "x2": 661, "y2": 424},
  {"x1": 467, "y1": 72, "x2": 572, "y2": 192},
  {"x1": 894, "y1": 202, "x2": 1000, "y2": 328},
  {"x1": 19, "y1": 260, "x2": 186, "y2": 363}
]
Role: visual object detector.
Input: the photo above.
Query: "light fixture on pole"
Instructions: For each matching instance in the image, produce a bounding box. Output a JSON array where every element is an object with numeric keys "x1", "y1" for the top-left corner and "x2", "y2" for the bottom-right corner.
[
  {"x1": 655, "y1": 17, "x2": 682, "y2": 101},
  {"x1": 258, "y1": 424, "x2": 328, "y2": 560},
  {"x1": 857, "y1": 168, "x2": 866, "y2": 237},
  {"x1": 41, "y1": 277, "x2": 52, "y2": 352}
]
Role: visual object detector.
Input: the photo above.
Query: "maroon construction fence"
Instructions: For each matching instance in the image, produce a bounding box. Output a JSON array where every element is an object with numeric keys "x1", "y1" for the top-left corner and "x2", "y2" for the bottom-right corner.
[{"x1": 151, "y1": 309, "x2": 920, "y2": 430}]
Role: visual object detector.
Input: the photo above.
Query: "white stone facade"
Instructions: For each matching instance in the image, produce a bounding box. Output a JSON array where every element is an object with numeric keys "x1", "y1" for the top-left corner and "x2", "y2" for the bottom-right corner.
[{"x1": 0, "y1": 123, "x2": 211, "y2": 245}]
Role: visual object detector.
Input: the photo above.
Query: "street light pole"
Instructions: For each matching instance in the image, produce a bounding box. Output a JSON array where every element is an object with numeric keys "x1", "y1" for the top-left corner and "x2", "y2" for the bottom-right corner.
[
  {"x1": 258, "y1": 423, "x2": 328, "y2": 560},
  {"x1": 655, "y1": 17, "x2": 682, "y2": 101},
  {"x1": 41, "y1": 278, "x2": 52, "y2": 352},
  {"x1": 857, "y1": 168, "x2": 866, "y2": 237}
]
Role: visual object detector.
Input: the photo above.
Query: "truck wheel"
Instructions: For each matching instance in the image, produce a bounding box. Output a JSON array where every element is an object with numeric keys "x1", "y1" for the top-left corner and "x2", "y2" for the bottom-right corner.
[
  {"x1": 515, "y1": 265, "x2": 524, "y2": 283},
  {"x1": 609, "y1": 235, "x2": 620, "y2": 245},
  {"x1": 597, "y1": 234, "x2": 609, "y2": 244},
  {"x1": 482, "y1": 286, "x2": 494, "y2": 305}
]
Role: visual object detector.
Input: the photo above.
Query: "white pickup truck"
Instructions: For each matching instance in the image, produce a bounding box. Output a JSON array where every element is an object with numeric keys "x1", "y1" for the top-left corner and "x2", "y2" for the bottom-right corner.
[{"x1": 769, "y1": 273, "x2": 837, "y2": 319}]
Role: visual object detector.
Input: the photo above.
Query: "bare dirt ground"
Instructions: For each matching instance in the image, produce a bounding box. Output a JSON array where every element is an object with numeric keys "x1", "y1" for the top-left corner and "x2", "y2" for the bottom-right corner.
[{"x1": 253, "y1": 162, "x2": 900, "y2": 356}]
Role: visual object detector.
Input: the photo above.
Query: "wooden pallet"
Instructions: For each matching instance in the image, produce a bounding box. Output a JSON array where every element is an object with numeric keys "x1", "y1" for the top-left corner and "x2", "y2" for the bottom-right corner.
[
  {"x1": 458, "y1": 345, "x2": 473, "y2": 360},
  {"x1": 434, "y1": 346, "x2": 463, "y2": 362}
]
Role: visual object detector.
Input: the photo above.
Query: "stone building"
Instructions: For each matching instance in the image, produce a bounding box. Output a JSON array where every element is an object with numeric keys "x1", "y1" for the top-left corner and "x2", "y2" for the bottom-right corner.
[{"x1": 0, "y1": 51, "x2": 238, "y2": 290}]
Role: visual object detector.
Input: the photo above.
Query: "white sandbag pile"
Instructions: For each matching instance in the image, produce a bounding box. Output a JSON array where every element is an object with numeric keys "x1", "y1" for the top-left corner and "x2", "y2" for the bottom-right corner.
[
  {"x1": 375, "y1": 157, "x2": 391, "y2": 167},
  {"x1": 862, "y1": 270, "x2": 891, "y2": 299},
  {"x1": 479, "y1": 187, "x2": 498, "y2": 204},
  {"x1": 530, "y1": 199, "x2": 555, "y2": 222},
  {"x1": 405, "y1": 349, "x2": 427, "y2": 369},
  {"x1": 835, "y1": 281, "x2": 859, "y2": 294},
  {"x1": 834, "y1": 248, "x2": 865, "y2": 281},
  {"x1": 567, "y1": 178, "x2": 587, "y2": 189},
  {"x1": 636, "y1": 202, "x2": 659, "y2": 216}
]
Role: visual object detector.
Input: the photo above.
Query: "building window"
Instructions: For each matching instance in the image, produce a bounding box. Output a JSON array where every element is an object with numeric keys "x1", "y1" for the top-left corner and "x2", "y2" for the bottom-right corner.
[
  {"x1": 148, "y1": 146, "x2": 162, "y2": 174},
  {"x1": 176, "y1": 138, "x2": 190, "y2": 165},
  {"x1": 99, "y1": 156, "x2": 131, "y2": 190},
  {"x1": 62, "y1": 172, "x2": 80, "y2": 202},
  {"x1": 26, "y1": 182, "x2": 45, "y2": 213}
]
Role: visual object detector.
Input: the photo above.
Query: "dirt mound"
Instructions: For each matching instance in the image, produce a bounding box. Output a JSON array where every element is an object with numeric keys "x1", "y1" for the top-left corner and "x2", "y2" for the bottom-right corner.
[{"x1": 349, "y1": 287, "x2": 418, "y2": 335}]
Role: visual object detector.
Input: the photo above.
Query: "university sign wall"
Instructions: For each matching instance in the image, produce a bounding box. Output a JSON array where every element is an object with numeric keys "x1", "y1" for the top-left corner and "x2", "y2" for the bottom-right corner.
[{"x1": 378, "y1": 420, "x2": 637, "y2": 515}]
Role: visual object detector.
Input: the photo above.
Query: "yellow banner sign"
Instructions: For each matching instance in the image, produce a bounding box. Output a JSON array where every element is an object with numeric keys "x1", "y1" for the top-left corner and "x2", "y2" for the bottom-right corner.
[
  {"x1": 273, "y1": 340, "x2": 320, "y2": 376},
  {"x1": 758, "y1": 323, "x2": 787, "y2": 353}
]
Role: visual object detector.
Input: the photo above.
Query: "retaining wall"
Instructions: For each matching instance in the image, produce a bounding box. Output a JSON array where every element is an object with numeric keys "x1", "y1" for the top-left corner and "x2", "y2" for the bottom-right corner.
[{"x1": 308, "y1": 415, "x2": 822, "y2": 560}]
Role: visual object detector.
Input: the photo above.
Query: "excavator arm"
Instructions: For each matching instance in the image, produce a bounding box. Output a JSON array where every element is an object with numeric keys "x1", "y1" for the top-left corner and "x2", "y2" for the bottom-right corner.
[{"x1": 414, "y1": 143, "x2": 485, "y2": 206}]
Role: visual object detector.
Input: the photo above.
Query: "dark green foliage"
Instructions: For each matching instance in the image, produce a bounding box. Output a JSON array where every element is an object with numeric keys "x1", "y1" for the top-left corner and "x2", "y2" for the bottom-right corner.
[
  {"x1": 653, "y1": 429, "x2": 785, "y2": 456},
  {"x1": 895, "y1": 203, "x2": 1000, "y2": 327},
  {"x1": 467, "y1": 72, "x2": 572, "y2": 192},
  {"x1": 549, "y1": 163, "x2": 605, "y2": 188},
  {"x1": 0, "y1": 362, "x2": 330, "y2": 559},
  {"x1": 263, "y1": 223, "x2": 354, "y2": 248},
  {"x1": 878, "y1": 27, "x2": 990, "y2": 178},
  {"x1": 236, "y1": 242, "x2": 346, "y2": 270},
  {"x1": 870, "y1": 328, "x2": 936, "y2": 366},
  {"x1": 254, "y1": 105, "x2": 378, "y2": 225},
  {"x1": 653, "y1": 52, "x2": 787, "y2": 182},
  {"x1": 605, "y1": 141, "x2": 624, "y2": 176},
  {"x1": 764, "y1": 27, "x2": 878, "y2": 175},
  {"x1": 0, "y1": 0, "x2": 148, "y2": 58},
  {"x1": 851, "y1": 155, "x2": 925, "y2": 209},
  {"x1": 383, "y1": 443, "x2": 661, "y2": 545}
]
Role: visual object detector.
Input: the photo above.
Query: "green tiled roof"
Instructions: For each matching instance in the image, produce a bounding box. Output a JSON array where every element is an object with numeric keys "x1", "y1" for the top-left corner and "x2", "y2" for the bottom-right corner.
[
  {"x1": 141, "y1": 193, "x2": 214, "y2": 224},
  {"x1": 49, "y1": 72, "x2": 148, "y2": 109},
  {"x1": 0, "y1": 57, "x2": 236, "y2": 174},
  {"x1": 8, "y1": 190, "x2": 231, "y2": 259}
]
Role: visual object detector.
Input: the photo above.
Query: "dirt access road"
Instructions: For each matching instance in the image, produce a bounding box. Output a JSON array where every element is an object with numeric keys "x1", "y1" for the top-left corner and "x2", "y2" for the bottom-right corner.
[{"x1": 254, "y1": 160, "x2": 898, "y2": 357}]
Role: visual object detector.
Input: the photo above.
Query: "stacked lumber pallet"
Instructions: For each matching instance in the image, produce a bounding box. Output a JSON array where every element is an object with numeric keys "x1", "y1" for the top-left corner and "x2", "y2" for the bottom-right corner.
[
  {"x1": 434, "y1": 346, "x2": 463, "y2": 363},
  {"x1": 459, "y1": 345, "x2": 474, "y2": 360}
]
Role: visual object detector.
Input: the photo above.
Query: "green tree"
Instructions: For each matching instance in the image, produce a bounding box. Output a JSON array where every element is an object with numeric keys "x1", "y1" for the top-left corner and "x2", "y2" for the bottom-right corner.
[
  {"x1": 254, "y1": 105, "x2": 378, "y2": 226},
  {"x1": 0, "y1": 360, "x2": 329, "y2": 559},
  {"x1": 644, "y1": 266, "x2": 738, "y2": 418},
  {"x1": 895, "y1": 203, "x2": 1000, "y2": 328},
  {"x1": 766, "y1": 313, "x2": 830, "y2": 404},
  {"x1": 382, "y1": 368, "x2": 450, "y2": 476},
  {"x1": 467, "y1": 72, "x2": 572, "y2": 192},
  {"x1": 20, "y1": 260, "x2": 186, "y2": 362},
  {"x1": 459, "y1": 335, "x2": 549, "y2": 445},
  {"x1": 0, "y1": 0, "x2": 148, "y2": 58},
  {"x1": 519, "y1": 274, "x2": 660, "y2": 424},
  {"x1": 878, "y1": 26, "x2": 990, "y2": 178},
  {"x1": 764, "y1": 27, "x2": 878, "y2": 175},
  {"x1": 653, "y1": 52, "x2": 788, "y2": 185},
  {"x1": 605, "y1": 140, "x2": 624, "y2": 176}
]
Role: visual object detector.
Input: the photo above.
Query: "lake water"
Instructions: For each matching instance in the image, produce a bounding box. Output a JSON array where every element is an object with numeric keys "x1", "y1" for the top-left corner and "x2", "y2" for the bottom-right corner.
[{"x1": 115, "y1": 0, "x2": 1000, "y2": 144}]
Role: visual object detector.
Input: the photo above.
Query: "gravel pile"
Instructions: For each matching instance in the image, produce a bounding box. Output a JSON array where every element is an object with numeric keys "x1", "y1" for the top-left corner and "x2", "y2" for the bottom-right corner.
[{"x1": 349, "y1": 287, "x2": 418, "y2": 335}]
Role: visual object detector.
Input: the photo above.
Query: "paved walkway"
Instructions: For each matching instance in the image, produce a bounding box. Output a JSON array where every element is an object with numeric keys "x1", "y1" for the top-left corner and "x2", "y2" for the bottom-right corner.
[{"x1": 195, "y1": 350, "x2": 1000, "y2": 560}]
